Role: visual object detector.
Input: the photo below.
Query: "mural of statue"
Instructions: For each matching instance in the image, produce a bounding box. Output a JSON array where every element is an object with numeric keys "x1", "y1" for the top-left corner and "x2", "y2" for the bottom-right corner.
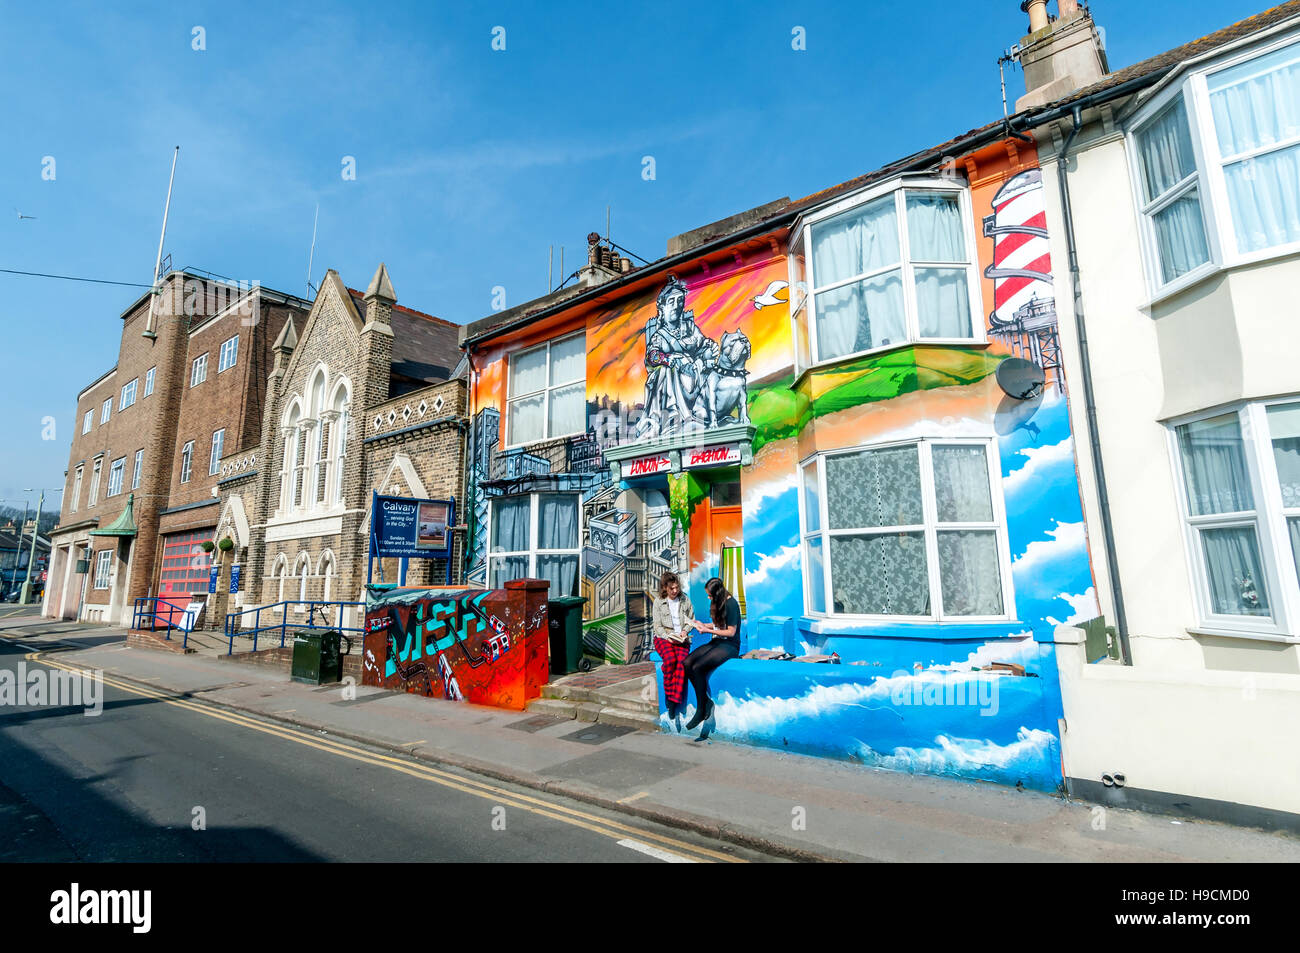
[{"x1": 639, "y1": 276, "x2": 750, "y2": 437}]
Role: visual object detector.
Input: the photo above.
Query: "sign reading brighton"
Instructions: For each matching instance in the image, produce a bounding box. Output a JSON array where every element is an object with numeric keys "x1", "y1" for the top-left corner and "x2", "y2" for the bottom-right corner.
[
  {"x1": 626, "y1": 453, "x2": 672, "y2": 477},
  {"x1": 372, "y1": 494, "x2": 455, "y2": 558},
  {"x1": 683, "y1": 444, "x2": 742, "y2": 469}
]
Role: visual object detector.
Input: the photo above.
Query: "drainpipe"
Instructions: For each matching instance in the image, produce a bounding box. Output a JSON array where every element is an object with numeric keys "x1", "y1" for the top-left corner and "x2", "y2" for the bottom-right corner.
[{"x1": 1055, "y1": 104, "x2": 1132, "y2": 666}]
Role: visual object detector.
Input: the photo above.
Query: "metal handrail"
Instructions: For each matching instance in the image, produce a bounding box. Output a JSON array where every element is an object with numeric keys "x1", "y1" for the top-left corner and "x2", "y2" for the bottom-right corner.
[
  {"x1": 224, "y1": 599, "x2": 364, "y2": 656},
  {"x1": 131, "y1": 596, "x2": 189, "y2": 641}
]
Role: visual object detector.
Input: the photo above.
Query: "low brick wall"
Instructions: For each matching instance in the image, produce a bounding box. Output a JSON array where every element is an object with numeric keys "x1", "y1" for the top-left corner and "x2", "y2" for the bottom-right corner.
[
  {"x1": 219, "y1": 644, "x2": 362, "y2": 681},
  {"x1": 127, "y1": 630, "x2": 194, "y2": 654}
]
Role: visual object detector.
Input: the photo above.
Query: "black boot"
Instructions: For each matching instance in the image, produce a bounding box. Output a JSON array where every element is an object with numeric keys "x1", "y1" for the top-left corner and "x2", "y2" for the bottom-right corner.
[{"x1": 684, "y1": 697, "x2": 712, "y2": 731}]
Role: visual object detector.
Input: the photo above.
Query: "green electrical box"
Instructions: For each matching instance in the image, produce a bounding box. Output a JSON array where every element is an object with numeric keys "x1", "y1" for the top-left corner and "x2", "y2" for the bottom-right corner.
[
  {"x1": 291, "y1": 630, "x2": 347, "y2": 685},
  {"x1": 548, "y1": 596, "x2": 588, "y2": 675}
]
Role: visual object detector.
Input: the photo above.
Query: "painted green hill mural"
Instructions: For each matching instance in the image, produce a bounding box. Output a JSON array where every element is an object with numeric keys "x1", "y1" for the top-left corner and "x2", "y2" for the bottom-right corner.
[{"x1": 748, "y1": 346, "x2": 1003, "y2": 453}]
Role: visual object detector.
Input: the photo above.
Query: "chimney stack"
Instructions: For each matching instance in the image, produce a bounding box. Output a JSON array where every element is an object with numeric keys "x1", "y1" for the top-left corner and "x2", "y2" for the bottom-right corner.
[{"x1": 1015, "y1": 0, "x2": 1109, "y2": 112}]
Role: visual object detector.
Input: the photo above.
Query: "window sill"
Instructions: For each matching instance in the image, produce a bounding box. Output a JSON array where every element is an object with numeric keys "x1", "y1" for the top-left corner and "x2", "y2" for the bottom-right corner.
[
  {"x1": 1186, "y1": 626, "x2": 1299, "y2": 645},
  {"x1": 797, "y1": 615, "x2": 1031, "y2": 640},
  {"x1": 1142, "y1": 244, "x2": 1300, "y2": 310}
]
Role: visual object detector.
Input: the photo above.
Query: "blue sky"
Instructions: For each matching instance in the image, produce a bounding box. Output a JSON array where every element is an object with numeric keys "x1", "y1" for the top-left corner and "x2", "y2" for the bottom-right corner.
[{"x1": 0, "y1": 0, "x2": 1269, "y2": 508}]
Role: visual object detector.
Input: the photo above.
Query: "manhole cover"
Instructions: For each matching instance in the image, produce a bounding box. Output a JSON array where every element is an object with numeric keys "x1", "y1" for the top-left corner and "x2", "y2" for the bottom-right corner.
[
  {"x1": 507, "y1": 714, "x2": 567, "y2": 733},
  {"x1": 560, "y1": 723, "x2": 636, "y2": 745}
]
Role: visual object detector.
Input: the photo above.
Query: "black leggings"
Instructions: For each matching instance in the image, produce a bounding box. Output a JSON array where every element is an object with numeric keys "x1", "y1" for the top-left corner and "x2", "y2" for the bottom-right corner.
[{"x1": 683, "y1": 638, "x2": 739, "y2": 709}]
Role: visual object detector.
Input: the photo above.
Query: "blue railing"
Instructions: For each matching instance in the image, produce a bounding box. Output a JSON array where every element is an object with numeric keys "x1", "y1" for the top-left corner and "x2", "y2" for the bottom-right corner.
[
  {"x1": 224, "y1": 600, "x2": 365, "y2": 655},
  {"x1": 132, "y1": 596, "x2": 186, "y2": 640}
]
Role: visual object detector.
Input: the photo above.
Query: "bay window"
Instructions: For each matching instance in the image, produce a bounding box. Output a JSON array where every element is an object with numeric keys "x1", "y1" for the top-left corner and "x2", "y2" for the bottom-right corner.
[
  {"x1": 1132, "y1": 33, "x2": 1300, "y2": 294},
  {"x1": 488, "y1": 492, "x2": 580, "y2": 597},
  {"x1": 790, "y1": 180, "x2": 980, "y2": 370},
  {"x1": 800, "y1": 439, "x2": 1011, "y2": 619},
  {"x1": 1172, "y1": 398, "x2": 1300, "y2": 636},
  {"x1": 1134, "y1": 98, "x2": 1212, "y2": 284},
  {"x1": 506, "y1": 334, "x2": 585, "y2": 446}
]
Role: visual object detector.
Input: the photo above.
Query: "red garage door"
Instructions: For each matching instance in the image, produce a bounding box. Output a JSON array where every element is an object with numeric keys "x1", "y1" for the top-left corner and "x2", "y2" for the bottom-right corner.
[{"x1": 156, "y1": 529, "x2": 213, "y2": 627}]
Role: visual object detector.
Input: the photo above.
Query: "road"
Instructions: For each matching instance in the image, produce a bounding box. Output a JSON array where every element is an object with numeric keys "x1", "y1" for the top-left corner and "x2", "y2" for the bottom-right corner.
[{"x1": 0, "y1": 638, "x2": 771, "y2": 863}]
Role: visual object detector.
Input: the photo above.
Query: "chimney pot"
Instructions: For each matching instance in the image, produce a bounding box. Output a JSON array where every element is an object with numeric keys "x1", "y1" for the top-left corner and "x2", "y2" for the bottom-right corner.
[
  {"x1": 1059, "y1": 0, "x2": 1081, "y2": 16},
  {"x1": 1022, "y1": 0, "x2": 1049, "y2": 32}
]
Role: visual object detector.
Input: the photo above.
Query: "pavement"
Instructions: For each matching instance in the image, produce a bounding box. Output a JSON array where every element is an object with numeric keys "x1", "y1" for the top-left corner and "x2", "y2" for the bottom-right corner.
[{"x1": 4, "y1": 612, "x2": 1299, "y2": 863}]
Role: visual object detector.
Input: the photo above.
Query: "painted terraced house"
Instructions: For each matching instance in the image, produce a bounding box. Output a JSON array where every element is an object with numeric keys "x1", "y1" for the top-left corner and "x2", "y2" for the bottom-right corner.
[{"x1": 460, "y1": 124, "x2": 1102, "y2": 789}]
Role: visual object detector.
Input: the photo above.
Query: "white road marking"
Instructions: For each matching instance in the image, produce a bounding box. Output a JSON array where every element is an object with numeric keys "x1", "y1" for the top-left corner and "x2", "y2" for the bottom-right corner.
[
  {"x1": 617, "y1": 838, "x2": 697, "y2": 863},
  {"x1": 16, "y1": 644, "x2": 39, "y2": 651}
]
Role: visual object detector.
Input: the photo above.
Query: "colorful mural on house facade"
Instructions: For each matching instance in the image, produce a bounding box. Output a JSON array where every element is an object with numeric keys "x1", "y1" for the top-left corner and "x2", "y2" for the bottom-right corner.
[
  {"x1": 467, "y1": 251, "x2": 790, "y2": 665},
  {"x1": 466, "y1": 143, "x2": 1098, "y2": 791}
]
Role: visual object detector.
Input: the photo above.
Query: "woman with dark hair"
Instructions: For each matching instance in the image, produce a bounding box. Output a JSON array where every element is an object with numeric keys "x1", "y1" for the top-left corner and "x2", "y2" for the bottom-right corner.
[
  {"x1": 682, "y1": 576, "x2": 741, "y2": 731},
  {"x1": 651, "y1": 571, "x2": 694, "y2": 729}
]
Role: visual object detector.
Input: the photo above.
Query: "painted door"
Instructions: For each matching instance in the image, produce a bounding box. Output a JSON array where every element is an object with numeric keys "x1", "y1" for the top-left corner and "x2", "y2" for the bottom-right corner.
[{"x1": 708, "y1": 479, "x2": 745, "y2": 616}]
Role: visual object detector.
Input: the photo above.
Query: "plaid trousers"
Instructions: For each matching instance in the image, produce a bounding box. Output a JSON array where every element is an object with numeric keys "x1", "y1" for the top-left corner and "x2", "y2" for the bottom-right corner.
[{"x1": 653, "y1": 636, "x2": 691, "y2": 706}]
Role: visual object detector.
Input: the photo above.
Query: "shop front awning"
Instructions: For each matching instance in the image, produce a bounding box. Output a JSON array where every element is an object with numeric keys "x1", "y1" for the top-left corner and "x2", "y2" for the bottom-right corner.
[{"x1": 89, "y1": 493, "x2": 138, "y2": 537}]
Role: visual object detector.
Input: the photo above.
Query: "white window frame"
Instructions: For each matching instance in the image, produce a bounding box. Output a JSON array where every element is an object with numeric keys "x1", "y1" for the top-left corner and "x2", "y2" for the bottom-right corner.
[
  {"x1": 209, "y1": 428, "x2": 225, "y2": 475},
  {"x1": 119, "y1": 378, "x2": 138, "y2": 411},
  {"x1": 180, "y1": 441, "x2": 193, "y2": 484},
  {"x1": 71, "y1": 466, "x2": 83, "y2": 513},
  {"x1": 107, "y1": 457, "x2": 125, "y2": 497},
  {"x1": 797, "y1": 437, "x2": 1015, "y2": 622},
  {"x1": 88, "y1": 459, "x2": 102, "y2": 507},
  {"x1": 100, "y1": 398, "x2": 111, "y2": 424},
  {"x1": 82, "y1": 410, "x2": 93, "y2": 434},
  {"x1": 93, "y1": 549, "x2": 112, "y2": 589},
  {"x1": 218, "y1": 335, "x2": 239, "y2": 373},
  {"x1": 1128, "y1": 29, "x2": 1300, "y2": 301},
  {"x1": 487, "y1": 492, "x2": 582, "y2": 595},
  {"x1": 788, "y1": 176, "x2": 985, "y2": 374},
  {"x1": 1167, "y1": 398, "x2": 1300, "y2": 642},
  {"x1": 191, "y1": 353, "x2": 208, "y2": 387},
  {"x1": 132, "y1": 449, "x2": 143, "y2": 490},
  {"x1": 144, "y1": 366, "x2": 156, "y2": 397},
  {"x1": 505, "y1": 333, "x2": 585, "y2": 448}
]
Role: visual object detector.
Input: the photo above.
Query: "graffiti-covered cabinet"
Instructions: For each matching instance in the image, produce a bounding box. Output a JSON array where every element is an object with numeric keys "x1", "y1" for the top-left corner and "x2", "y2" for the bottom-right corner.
[{"x1": 466, "y1": 247, "x2": 791, "y2": 664}]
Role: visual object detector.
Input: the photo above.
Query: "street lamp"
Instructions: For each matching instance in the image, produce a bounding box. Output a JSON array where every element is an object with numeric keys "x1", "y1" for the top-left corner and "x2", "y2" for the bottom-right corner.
[{"x1": 20, "y1": 487, "x2": 62, "y2": 605}]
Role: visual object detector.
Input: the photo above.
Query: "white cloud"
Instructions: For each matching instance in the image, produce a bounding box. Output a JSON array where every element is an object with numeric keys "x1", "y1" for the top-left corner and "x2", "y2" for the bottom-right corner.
[
  {"x1": 1045, "y1": 587, "x2": 1099, "y2": 627},
  {"x1": 743, "y1": 544, "x2": 801, "y2": 588},
  {"x1": 1012, "y1": 521, "x2": 1087, "y2": 578},
  {"x1": 743, "y1": 472, "x2": 798, "y2": 522},
  {"x1": 1003, "y1": 437, "x2": 1074, "y2": 496}
]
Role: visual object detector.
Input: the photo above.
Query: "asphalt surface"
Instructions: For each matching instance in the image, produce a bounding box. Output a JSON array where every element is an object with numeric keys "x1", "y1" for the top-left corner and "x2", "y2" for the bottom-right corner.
[{"x1": 0, "y1": 639, "x2": 771, "y2": 863}]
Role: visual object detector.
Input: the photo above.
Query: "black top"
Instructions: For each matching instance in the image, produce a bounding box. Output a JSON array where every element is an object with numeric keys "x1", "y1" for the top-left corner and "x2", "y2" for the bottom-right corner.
[{"x1": 714, "y1": 596, "x2": 741, "y2": 642}]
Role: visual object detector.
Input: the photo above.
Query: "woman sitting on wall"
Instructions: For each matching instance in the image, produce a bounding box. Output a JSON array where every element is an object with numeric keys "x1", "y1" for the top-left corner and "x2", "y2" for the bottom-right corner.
[
  {"x1": 651, "y1": 571, "x2": 693, "y2": 730},
  {"x1": 683, "y1": 577, "x2": 741, "y2": 732}
]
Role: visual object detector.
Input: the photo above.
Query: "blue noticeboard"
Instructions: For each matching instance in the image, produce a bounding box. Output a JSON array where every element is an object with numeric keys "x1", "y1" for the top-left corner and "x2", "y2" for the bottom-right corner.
[
  {"x1": 372, "y1": 495, "x2": 454, "y2": 559},
  {"x1": 208, "y1": 567, "x2": 218, "y2": 594},
  {"x1": 230, "y1": 564, "x2": 241, "y2": 594}
]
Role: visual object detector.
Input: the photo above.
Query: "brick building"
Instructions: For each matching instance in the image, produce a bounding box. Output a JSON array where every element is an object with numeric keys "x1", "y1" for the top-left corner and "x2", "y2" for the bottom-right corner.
[
  {"x1": 209, "y1": 264, "x2": 467, "y2": 633},
  {"x1": 43, "y1": 271, "x2": 312, "y2": 626}
]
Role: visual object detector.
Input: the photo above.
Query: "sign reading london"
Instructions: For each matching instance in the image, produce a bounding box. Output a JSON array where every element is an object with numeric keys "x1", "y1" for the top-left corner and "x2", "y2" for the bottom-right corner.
[{"x1": 372, "y1": 494, "x2": 455, "y2": 558}]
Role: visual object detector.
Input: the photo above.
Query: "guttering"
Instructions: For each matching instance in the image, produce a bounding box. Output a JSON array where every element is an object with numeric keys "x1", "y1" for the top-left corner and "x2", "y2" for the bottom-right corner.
[{"x1": 1052, "y1": 103, "x2": 1133, "y2": 666}]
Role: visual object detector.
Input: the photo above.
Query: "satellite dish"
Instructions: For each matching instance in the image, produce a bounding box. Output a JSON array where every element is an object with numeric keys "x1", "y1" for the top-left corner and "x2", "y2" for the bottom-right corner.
[{"x1": 996, "y1": 357, "x2": 1046, "y2": 400}]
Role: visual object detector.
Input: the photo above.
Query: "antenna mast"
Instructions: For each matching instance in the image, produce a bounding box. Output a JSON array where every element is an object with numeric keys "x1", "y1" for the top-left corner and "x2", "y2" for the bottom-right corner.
[
  {"x1": 307, "y1": 203, "x2": 319, "y2": 297},
  {"x1": 143, "y1": 145, "x2": 179, "y2": 340}
]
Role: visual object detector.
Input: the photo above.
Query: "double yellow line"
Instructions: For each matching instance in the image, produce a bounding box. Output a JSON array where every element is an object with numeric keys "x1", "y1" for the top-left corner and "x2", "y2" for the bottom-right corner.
[{"x1": 26, "y1": 651, "x2": 744, "y2": 864}]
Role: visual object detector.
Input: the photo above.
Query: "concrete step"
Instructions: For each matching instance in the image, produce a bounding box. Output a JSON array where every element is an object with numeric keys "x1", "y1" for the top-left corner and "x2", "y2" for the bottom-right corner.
[
  {"x1": 541, "y1": 675, "x2": 656, "y2": 716},
  {"x1": 525, "y1": 696, "x2": 660, "y2": 732}
]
